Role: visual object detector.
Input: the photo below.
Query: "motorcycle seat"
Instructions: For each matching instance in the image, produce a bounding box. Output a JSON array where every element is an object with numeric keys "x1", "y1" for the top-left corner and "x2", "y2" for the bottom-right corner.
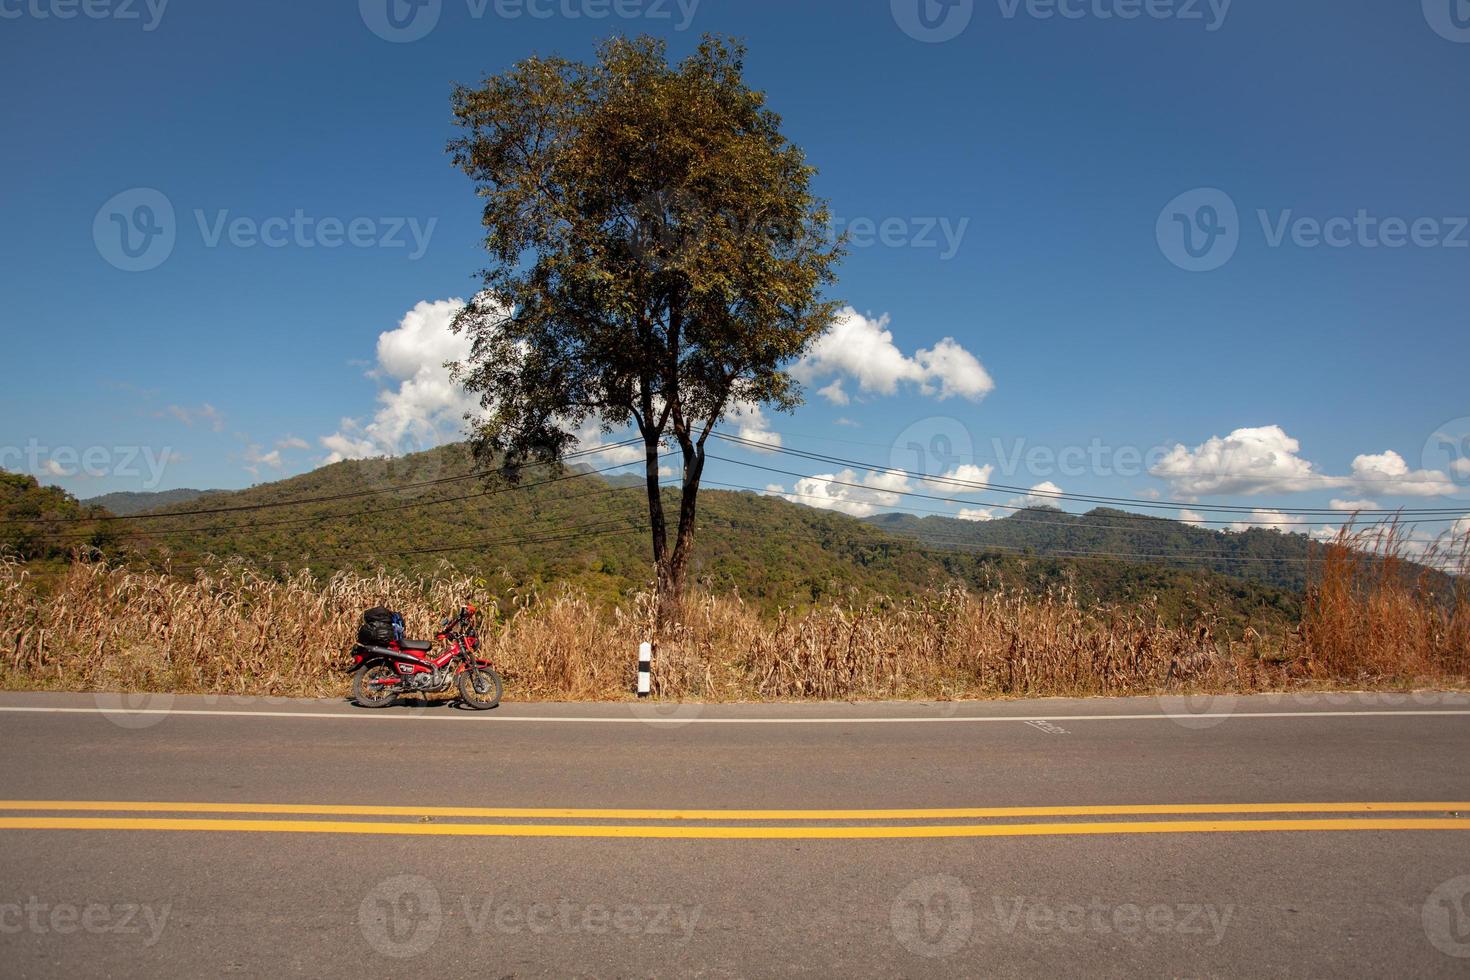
[{"x1": 397, "y1": 639, "x2": 433, "y2": 653}]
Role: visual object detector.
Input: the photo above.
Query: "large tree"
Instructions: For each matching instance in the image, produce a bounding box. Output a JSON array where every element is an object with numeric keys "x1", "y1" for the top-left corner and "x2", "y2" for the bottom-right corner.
[{"x1": 448, "y1": 35, "x2": 843, "y2": 618}]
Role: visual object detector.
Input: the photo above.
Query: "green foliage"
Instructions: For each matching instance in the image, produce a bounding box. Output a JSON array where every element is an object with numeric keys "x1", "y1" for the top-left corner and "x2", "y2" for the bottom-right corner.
[
  {"x1": 0, "y1": 471, "x2": 117, "y2": 562},
  {"x1": 43, "y1": 445, "x2": 1303, "y2": 633}
]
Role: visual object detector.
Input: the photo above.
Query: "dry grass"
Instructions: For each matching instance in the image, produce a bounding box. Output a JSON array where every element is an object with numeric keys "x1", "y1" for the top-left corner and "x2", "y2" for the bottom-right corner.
[{"x1": 1, "y1": 526, "x2": 1466, "y2": 702}]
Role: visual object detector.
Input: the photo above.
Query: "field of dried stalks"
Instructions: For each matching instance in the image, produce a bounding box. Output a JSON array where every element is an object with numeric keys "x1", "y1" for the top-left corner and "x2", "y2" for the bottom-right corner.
[{"x1": 1, "y1": 527, "x2": 1465, "y2": 702}]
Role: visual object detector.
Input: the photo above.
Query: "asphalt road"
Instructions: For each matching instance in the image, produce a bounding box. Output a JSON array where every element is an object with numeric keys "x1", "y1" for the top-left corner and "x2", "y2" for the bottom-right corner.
[{"x1": 2, "y1": 690, "x2": 1469, "y2": 978}]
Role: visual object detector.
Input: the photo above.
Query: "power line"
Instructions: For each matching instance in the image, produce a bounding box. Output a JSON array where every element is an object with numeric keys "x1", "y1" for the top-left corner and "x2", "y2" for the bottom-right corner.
[{"x1": 711, "y1": 432, "x2": 1470, "y2": 519}]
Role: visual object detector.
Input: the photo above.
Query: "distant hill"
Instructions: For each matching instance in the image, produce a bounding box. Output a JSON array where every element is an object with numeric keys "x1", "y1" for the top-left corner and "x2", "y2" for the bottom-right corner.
[
  {"x1": 83, "y1": 488, "x2": 214, "y2": 516},
  {"x1": 864, "y1": 507, "x2": 1323, "y2": 593},
  {"x1": 26, "y1": 445, "x2": 1303, "y2": 630}
]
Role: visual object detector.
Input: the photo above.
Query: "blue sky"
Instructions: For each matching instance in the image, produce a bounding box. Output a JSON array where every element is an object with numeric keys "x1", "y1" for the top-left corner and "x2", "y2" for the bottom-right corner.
[{"x1": 2, "y1": 0, "x2": 1468, "y2": 534}]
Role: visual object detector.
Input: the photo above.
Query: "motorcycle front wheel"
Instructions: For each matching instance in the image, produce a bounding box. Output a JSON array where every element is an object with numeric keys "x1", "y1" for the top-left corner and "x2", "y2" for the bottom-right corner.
[
  {"x1": 456, "y1": 665, "x2": 503, "y2": 710},
  {"x1": 353, "y1": 663, "x2": 401, "y2": 708}
]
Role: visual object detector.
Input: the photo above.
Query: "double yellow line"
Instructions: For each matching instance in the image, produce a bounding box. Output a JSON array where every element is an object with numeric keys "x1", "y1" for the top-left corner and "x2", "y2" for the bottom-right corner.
[{"x1": 0, "y1": 800, "x2": 1467, "y2": 839}]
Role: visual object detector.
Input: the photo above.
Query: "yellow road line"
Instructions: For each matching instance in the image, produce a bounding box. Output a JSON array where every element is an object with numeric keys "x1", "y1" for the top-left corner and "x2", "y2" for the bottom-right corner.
[
  {"x1": 0, "y1": 801, "x2": 1464, "y2": 820},
  {"x1": 2, "y1": 816, "x2": 1469, "y2": 839}
]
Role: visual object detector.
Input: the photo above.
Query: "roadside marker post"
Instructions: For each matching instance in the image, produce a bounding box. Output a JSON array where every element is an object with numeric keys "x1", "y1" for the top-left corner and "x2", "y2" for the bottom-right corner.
[{"x1": 637, "y1": 642, "x2": 652, "y2": 697}]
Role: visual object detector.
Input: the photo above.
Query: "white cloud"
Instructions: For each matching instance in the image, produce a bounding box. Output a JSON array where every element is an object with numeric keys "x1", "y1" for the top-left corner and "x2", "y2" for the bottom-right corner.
[
  {"x1": 914, "y1": 337, "x2": 994, "y2": 401},
  {"x1": 727, "y1": 400, "x2": 781, "y2": 452},
  {"x1": 833, "y1": 417, "x2": 860, "y2": 428},
  {"x1": 794, "y1": 308, "x2": 993, "y2": 404},
  {"x1": 242, "y1": 444, "x2": 283, "y2": 478},
  {"x1": 1329, "y1": 498, "x2": 1379, "y2": 512},
  {"x1": 1453, "y1": 458, "x2": 1470, "y2": 477},
  {"x1": 1153, "y1": 425, "x2": 1456, "y2": 500},
  {"x1": 1228, "y1": 510, "x2": 1342, "y2": 537},
  {"x1": 1009, "y1": 481, "x2": 1064, "y2": 510},
  {"x1": 776, "y1": 467, "x2": 912, "y2": 518},
  {"x1": 276, "y1": 435, "x2": 310, "y2": 451},
  {"x1": 42, "y1": 459, "x2": 68, "y2": 477},
  {"x1": 321, "y1": 298, "x2": 480, "y2": 464},
  {"x1": 816, "y1": 380, "x2": 849, "y2": 406},
  {"x1": 957, "y1": 507, "x2": 996, "y2": 522},
  {"x1": 925, "y1": 463, "x2": 995, "y2": 490},
  {"x1": 1348, "y1": 450, "x2": 1456, "y2": 497},
  {"x1": 1153, "y1": 426, "x2": 1328, "y2": 496},
  {"x1": 1179, "y1": 508, "x2": 1204, "y2": 527},
  {"x1": 164, "y1": 403, "x2": 225, "y2": 432}
]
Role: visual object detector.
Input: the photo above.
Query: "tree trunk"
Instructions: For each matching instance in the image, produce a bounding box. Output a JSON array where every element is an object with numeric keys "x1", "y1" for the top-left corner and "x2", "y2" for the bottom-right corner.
[
  {"x1": 658, "y1": 438, "x2": 705, "y2": 626},
  {"x1": 642, "y1": 426, "x2": 672, "y2": 623}
]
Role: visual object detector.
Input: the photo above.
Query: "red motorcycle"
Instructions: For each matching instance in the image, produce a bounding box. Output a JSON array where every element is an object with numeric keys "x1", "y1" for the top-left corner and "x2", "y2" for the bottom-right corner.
[{"x1": 348, "y1": 605, "x2": 502, "y2": 710}]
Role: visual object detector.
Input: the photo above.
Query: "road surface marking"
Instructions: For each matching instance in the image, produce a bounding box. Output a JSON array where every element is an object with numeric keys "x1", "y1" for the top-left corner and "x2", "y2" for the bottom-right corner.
[
  {"x1": 0, "y1": 801, "x2": 1465, "y2": 821},
  {"x1": 2, "y1": 706, "x2": 1469, "y2": 725},
  {"x1": 2, "y1": 816, "x2": 1468, "y2": 839}
]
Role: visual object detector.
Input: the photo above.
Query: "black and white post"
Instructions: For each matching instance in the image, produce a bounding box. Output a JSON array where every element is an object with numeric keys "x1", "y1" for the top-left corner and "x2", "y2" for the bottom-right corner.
[{"x1": 637, "y1": 642, "x2": 652, "y2": 698}]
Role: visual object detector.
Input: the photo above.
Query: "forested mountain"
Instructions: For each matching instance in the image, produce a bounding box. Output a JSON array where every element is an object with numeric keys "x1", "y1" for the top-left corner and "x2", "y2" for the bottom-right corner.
[
  {"x1": 865, "y1": 507, "x2": 1324, "y2": 592},
  {"x1": 1, "y1": 445, "x2": 1306, "y2": 628}
]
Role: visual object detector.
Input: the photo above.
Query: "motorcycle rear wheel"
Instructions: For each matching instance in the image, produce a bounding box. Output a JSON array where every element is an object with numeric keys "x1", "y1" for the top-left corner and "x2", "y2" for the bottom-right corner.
[
  {"x1": 353, "y1": 664, "x2": 400, "y2": 708},
  {"x1": 456, "y1": 665, "x2": 503, "y2": 710}
]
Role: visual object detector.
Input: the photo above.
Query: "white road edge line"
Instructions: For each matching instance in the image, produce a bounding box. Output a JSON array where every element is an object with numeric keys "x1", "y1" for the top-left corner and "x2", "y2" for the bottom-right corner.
[{"x1": 0, "y1": 707, "x2": 1468, "y2": 724}]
